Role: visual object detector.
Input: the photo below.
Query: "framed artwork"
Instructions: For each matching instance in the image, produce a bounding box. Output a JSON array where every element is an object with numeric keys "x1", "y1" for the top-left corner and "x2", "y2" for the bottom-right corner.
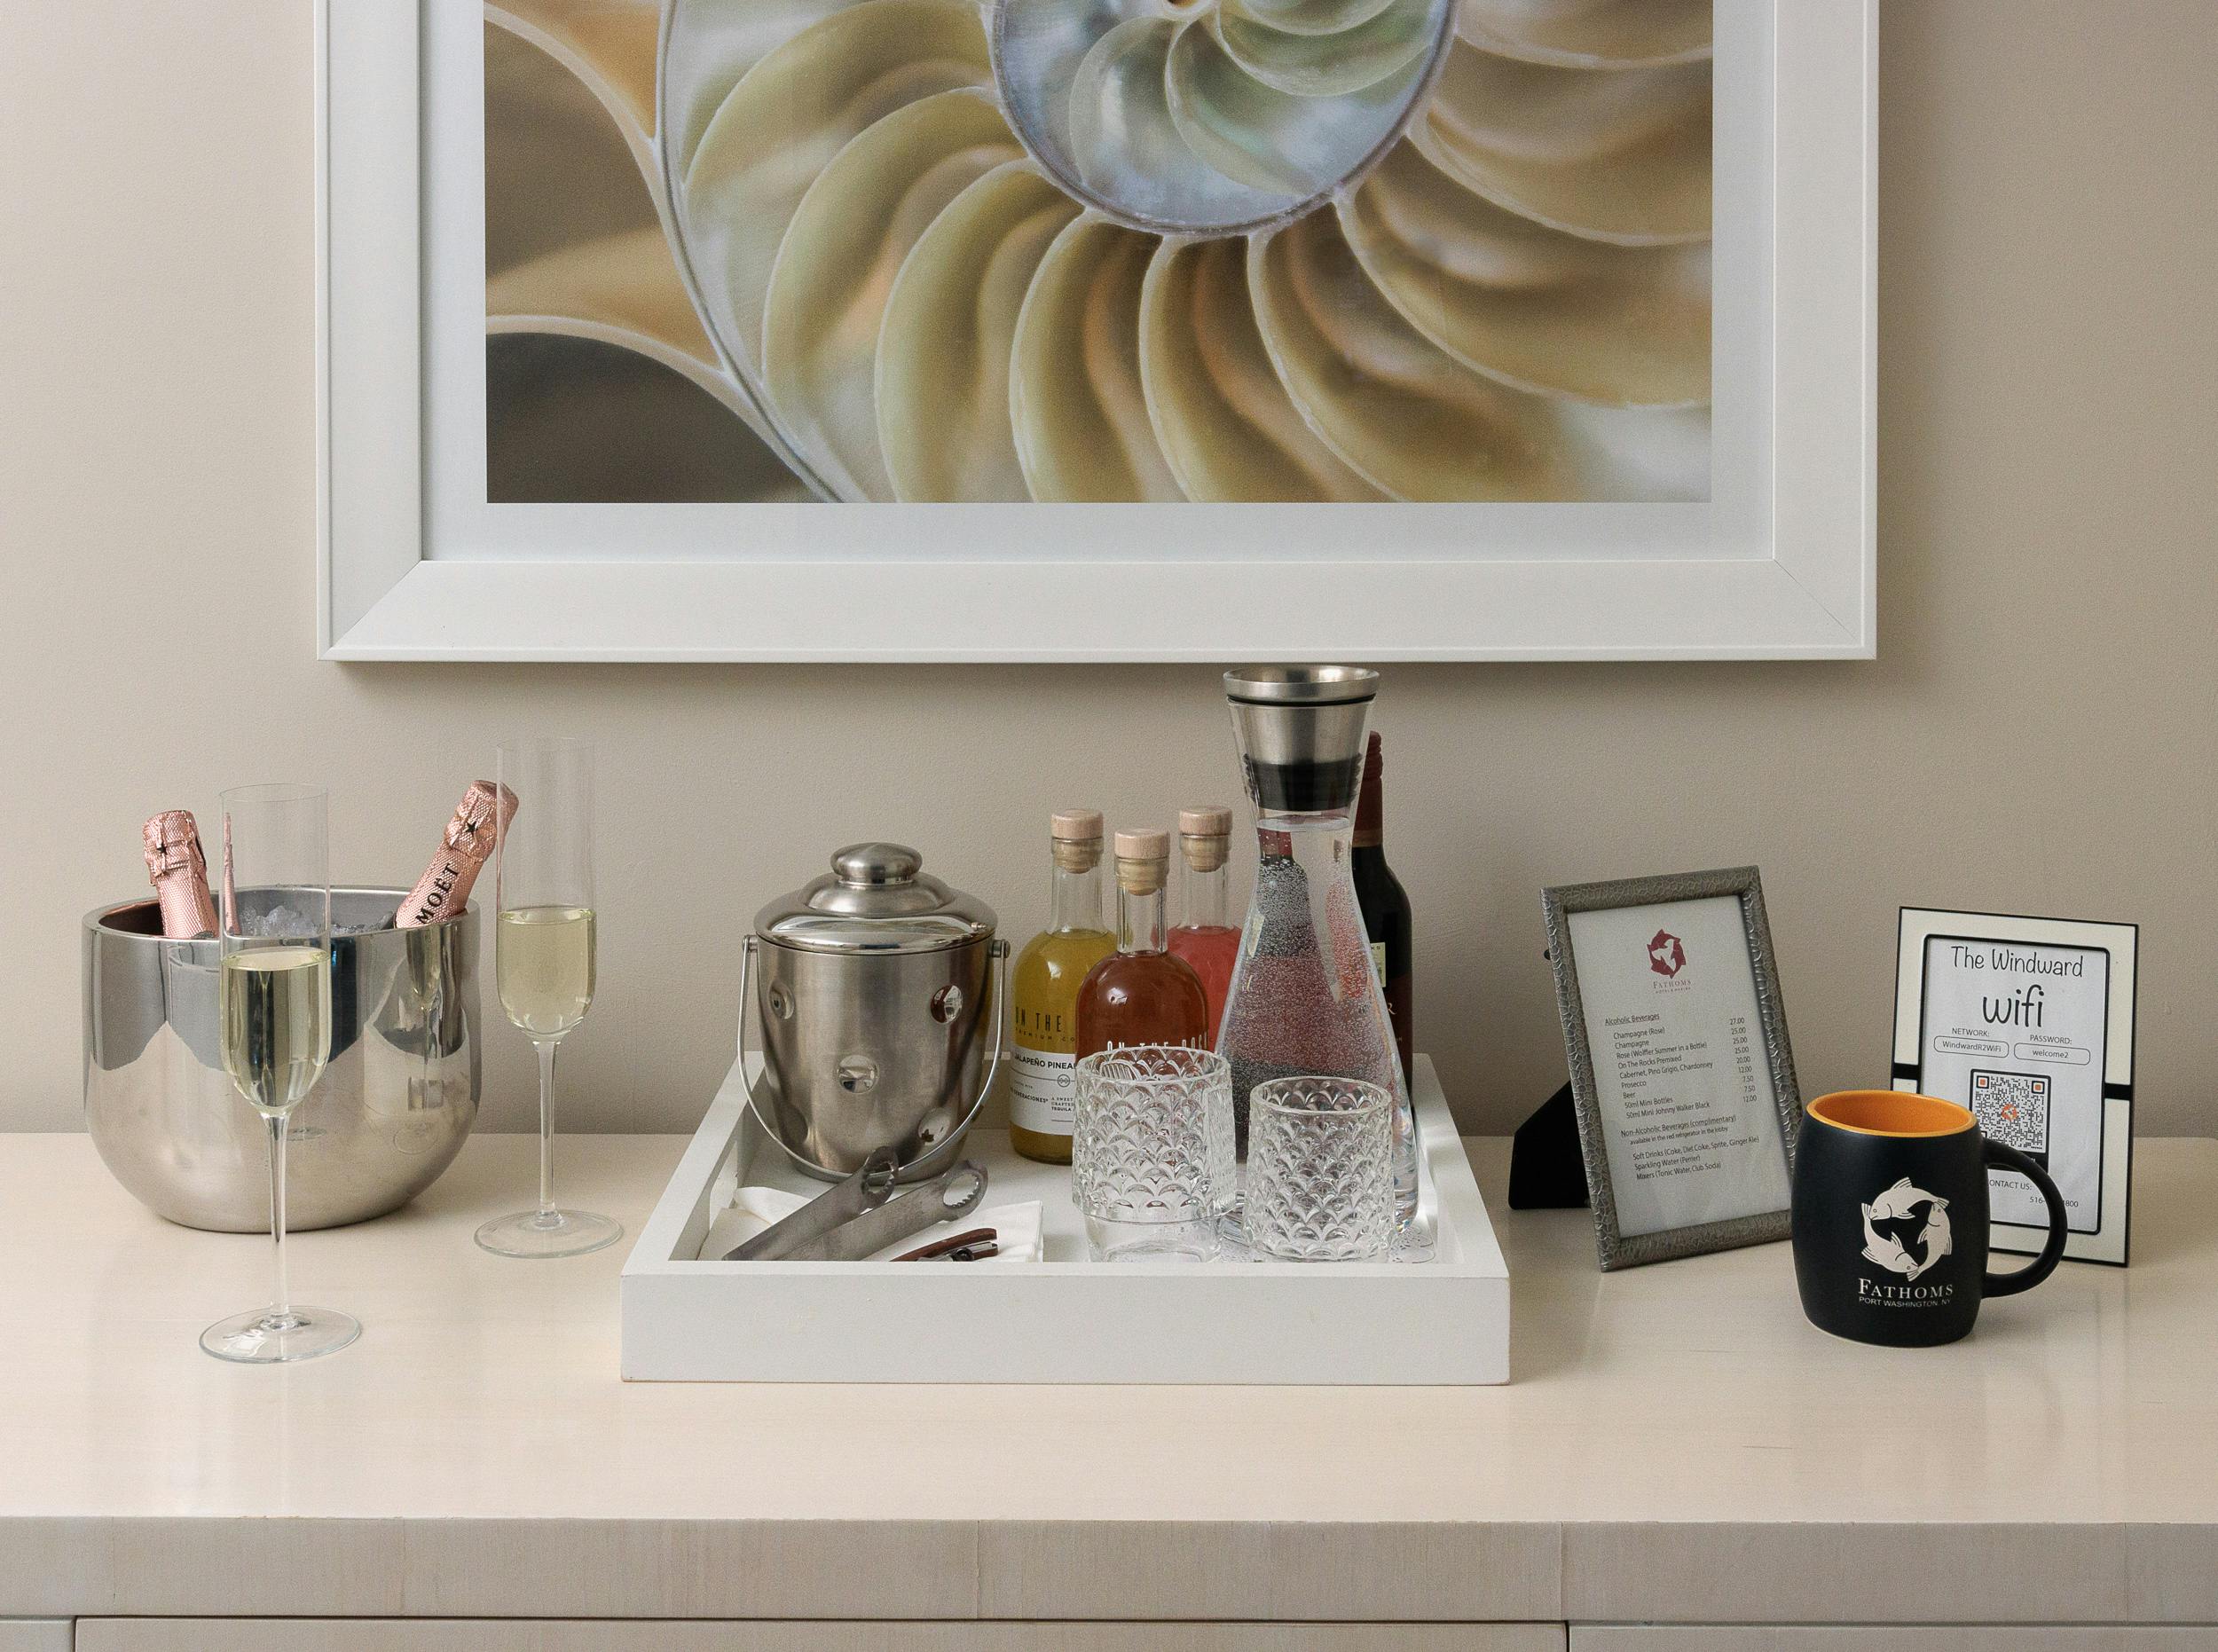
[
  {"x1": 319, "y1": 1, "x2": 1876, "y2": 661},
  {"x1": 1542, "y1": 867, "x2": 1802, "y2": 1270},
  {"x1": 1893, "y1": 907, "x2": 2138, "y2": 1267}
]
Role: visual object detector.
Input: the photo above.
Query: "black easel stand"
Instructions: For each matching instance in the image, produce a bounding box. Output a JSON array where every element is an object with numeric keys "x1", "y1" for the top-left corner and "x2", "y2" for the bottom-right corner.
[{"x1": 1507, "y1": 1082, "x2": 1590, "y2": 1209}]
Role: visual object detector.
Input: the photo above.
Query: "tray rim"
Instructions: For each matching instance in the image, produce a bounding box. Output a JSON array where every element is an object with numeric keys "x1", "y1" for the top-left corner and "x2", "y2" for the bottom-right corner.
[
  {"x1": 628, "y1": 1055, "x2": 1505, "y2": 1281},
  {"x1": 619, "y1": 1054, "x2": 1510, "y2": 1383}
]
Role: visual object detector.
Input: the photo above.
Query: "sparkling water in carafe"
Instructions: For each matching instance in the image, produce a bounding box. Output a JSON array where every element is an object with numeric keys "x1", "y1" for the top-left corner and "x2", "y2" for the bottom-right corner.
[{"x1": 1216, "y1": 667, "x2": 1420, "y2": 1231}]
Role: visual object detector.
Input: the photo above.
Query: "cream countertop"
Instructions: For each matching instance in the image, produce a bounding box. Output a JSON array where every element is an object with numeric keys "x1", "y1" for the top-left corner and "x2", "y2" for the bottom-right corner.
[{"x1": 0, "y1": 1132, "x2": 2212, "y2": 1624}]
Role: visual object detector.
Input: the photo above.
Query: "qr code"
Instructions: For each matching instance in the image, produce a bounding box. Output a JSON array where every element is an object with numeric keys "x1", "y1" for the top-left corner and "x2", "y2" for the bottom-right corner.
[{"x1": 1970, "y1": 1070, "x2": 2050, "y2": 1160}]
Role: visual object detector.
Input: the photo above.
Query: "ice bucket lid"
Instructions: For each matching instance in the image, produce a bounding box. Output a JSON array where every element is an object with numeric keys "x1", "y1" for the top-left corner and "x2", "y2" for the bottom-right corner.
[{"x1": 755, "y1": 843, "x2": 996, "y2": 954}]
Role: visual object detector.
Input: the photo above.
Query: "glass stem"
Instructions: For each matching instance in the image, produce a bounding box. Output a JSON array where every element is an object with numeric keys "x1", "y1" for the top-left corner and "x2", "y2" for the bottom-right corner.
[
  {"x1": 265, "y1": 1113, "x2": 291, "y2": 1324},
  {"x1": 535, "y1": 1037, "x2": 557, "y2": 1221}
]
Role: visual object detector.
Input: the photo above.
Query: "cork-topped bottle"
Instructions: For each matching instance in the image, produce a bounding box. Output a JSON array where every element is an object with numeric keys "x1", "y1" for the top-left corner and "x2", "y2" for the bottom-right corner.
[
  {"x1": 1007, "y1": 810, "x2": 1117, "y2": 1164},
  {"x1": 1074, "y1": 829, "x2": 1209, "y2": 1058},
  {"x1": 1167, "y1": 805, "x2": 1239, "y2": 1046}
]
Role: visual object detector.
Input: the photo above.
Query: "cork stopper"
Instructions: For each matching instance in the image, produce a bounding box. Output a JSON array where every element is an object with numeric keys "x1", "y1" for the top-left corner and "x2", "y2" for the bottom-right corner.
[
  {"x1": 1050, "y1": 808, "x2": 1104, "y2": 872},
  {"x1": 1177, "y1": 804, "x2": 1231, "y2": 872},
  {"x1": 1113, "y1": 828, "x2": 1169, "y2": 894}
]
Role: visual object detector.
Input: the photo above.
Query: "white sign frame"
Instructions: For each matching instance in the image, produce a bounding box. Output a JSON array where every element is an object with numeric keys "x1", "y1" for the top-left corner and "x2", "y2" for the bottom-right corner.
[
  {"x1": 1893, "y1": 907, "x2": 2138, "y2": 1268},
  {"x1": 318, "y1": 2, "x2": 1876, "y2": 663}
]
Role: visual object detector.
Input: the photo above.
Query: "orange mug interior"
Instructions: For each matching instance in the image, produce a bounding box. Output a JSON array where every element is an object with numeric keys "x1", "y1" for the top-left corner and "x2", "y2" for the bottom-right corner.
[{"x1": 1807, "y1": 1090, "x2": 1974, "y2": 1137}]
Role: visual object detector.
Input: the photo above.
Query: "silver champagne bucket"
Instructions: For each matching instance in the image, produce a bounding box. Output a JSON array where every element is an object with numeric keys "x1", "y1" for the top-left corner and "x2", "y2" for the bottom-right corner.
[
  {"x1": 83, "y1": 888, "x2": 481, "y2": 1231},
  {"x1": 742, "y1": 844, "x2": 1006, "y2": 1182}
]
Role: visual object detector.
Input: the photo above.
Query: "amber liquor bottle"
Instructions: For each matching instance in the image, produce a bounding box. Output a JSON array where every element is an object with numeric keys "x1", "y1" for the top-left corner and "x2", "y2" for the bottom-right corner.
[
  {"x1": 1351, "y1": 734, "x2": 1413, "y2": 1089},
  {"x1": 1008, "y1": 811, "x2": 1117, "y2": 1163},
  {"x1": 1074, "y1": 830, "x2": 1209, "y2": 1058}
]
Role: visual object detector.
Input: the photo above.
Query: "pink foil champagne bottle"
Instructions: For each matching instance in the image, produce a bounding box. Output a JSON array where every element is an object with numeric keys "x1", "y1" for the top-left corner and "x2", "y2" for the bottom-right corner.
[
  {"x1": 144, "y1": 782, "x2": 515, "y2": 941},
  {"x1": 396, "y1": 780, "x2": 518, "y2": 928},
  {"x1": 143, "y1": 810, "x2": 218, "y2": 939}
]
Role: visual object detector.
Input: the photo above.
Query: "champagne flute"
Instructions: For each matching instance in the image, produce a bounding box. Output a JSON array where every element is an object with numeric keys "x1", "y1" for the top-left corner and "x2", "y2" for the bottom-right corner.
[
  {"x1": 201, "y1": 784, "x2": 361, "y2": 1363},
  {"x1": 477, "y1": 737, "x2": 622, "y2": 1259}
]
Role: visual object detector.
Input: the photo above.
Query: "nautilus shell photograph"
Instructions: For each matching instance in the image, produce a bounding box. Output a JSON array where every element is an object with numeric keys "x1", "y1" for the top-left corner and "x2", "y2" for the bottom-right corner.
[{"x1": 484, "y1": 0, "x2": 1715, "y2": 507}]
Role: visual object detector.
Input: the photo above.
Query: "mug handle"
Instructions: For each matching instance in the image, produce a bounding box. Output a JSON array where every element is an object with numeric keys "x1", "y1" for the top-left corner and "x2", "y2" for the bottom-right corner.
[{"x1": 1981, "y1": 1139, "x2": 2070, "y2": 1297}]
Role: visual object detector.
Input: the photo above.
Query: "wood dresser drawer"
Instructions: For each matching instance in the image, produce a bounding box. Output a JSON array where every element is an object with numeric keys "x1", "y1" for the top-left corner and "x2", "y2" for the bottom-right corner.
[
  {"x1": 1573, "y1": 1632, "x2": 2218, "y2": 1650},
  {"x1": 77, "y1": 1624, "x2": 1565, "y2": 1652}
]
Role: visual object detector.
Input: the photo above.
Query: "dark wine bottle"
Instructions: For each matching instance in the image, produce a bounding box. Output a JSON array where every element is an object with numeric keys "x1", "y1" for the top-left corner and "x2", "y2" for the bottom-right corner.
[{"x1": 1351, "y1": 733, "x2": 1413, "y2": 1089}]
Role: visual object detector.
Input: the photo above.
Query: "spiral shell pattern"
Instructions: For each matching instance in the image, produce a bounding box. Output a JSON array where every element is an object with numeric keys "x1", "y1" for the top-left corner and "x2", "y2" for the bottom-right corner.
[{"x1": 488, "y1": 0, "x2": 1713, "y2": 504}]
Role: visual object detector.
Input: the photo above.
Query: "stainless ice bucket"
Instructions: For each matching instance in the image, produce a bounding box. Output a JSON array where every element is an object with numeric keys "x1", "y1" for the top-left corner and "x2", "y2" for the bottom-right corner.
[
  {"x1": 742, "y1": 844, "x2": 1007, "y2": 1182},
  {"x1": 83, "y1": 888, "x2": 481, "y2": 1231}
]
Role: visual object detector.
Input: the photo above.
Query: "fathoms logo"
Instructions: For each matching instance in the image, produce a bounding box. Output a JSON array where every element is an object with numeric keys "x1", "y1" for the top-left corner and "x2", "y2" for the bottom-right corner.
[
  {"x1": 1647, "y1": 929, "x2": 1687, "y2": 979},
  {"x1": 1860, "y1": 1176, "x2": 1953, "y2": 1284}
]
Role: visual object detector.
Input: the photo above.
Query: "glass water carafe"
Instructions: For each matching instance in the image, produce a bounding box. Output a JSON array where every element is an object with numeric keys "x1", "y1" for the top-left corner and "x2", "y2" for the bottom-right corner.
[{"x1": 1216, "y1": 668, "x2": 1420, "y2": 1230}]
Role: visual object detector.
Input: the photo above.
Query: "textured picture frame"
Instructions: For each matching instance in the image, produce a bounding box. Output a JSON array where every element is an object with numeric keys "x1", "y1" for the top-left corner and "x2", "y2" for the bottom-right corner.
[{"x1": 1543, "y1": 866, "x2": 1804, "y2": 1270}]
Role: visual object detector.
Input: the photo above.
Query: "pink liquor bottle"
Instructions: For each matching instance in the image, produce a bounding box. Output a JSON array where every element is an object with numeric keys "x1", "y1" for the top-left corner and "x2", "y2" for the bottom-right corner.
[
  {"x1": 1167, "y1": 805, "x2": 1239, "y2": 1047},
  {"x1": 1074, "y1": 830, "x2": 1209, "y2": 1058}
]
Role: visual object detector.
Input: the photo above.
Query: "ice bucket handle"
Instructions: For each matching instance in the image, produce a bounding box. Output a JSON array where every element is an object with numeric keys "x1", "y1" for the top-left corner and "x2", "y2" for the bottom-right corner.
[{"x1": 737, "y1": 935, "x2": 1009, "y2": 1178}]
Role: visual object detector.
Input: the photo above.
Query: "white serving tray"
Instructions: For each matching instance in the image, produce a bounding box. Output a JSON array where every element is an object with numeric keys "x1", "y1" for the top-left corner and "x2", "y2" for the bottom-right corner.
[{"x1": 621, "y1": 1055, "x2": 1509, "y2": 1384}]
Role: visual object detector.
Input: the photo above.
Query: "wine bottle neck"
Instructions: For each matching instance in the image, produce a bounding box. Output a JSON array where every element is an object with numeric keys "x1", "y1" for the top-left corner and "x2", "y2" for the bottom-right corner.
[{"x1": 1354, "y1": 739, "x2": 1384, "y2": 848}]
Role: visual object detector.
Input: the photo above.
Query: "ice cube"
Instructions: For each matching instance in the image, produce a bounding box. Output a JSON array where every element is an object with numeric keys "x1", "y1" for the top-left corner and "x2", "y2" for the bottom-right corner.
[{"x1": 253, "y1": 904, "x2": 321, "y2": 940}]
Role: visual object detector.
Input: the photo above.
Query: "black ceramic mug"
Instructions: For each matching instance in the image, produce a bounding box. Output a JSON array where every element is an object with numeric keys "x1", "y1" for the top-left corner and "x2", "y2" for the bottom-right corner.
[{"x1": 1791, "y1": 1090, "x2": 2070, "y2": 1348}]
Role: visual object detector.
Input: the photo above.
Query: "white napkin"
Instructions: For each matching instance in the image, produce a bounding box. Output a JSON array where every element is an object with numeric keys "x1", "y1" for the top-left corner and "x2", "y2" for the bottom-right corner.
[{"x1": 700, "y1": 1183, "x2": 1043, "y2": 1265}]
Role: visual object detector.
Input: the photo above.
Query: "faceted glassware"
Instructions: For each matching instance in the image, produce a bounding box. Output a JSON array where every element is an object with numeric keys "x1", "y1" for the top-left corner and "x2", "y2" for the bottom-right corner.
[
  {"x1": 1244, "y1": 1075, "x2": 1394, "y2": 1263},
  {"x1": 1073, "y1": 1045, "x2": 1233, "y2": 1262}
]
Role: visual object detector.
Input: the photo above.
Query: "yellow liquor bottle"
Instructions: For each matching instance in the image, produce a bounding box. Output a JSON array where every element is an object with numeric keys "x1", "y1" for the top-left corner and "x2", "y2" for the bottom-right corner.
[{"x1": 1008, "y1": 810, "x2": 1116, "y2": 1164}]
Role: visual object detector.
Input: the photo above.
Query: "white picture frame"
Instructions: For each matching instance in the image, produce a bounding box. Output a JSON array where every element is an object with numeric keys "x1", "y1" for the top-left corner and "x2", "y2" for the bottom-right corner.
[
  {"x1": 319, "y1": 2, "x2": 1876, "y2": 663},
  {"x1": 1893, "y1": 907, "x2": 2138, "y2": 1268}
]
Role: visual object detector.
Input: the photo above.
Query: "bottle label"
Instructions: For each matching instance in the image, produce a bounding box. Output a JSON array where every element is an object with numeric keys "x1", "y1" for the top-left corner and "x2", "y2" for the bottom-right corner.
[
  {"x1": 396, "y1": 781, "x2": 516, "y2": 930},
  {"x1": 1009, "y1": 1046, "x2": 1079, "y2": 1135},
  {"x1": 1371, "y1": 940, "x2": 1387, "y2": 981}
]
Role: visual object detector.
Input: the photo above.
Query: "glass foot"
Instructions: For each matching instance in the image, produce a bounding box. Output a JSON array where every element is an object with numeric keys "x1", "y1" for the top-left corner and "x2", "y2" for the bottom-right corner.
[
  {"x1": 201, "y1": 1305, "x2": 360, "y2": 1365},
  {"x1": 476, "y1": 1208, "x2": 623, "y2": 1259}
]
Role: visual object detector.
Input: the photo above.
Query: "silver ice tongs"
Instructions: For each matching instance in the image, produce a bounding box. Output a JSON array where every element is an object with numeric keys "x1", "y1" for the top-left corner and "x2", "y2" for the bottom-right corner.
[{"x1": 721, "y1": 1148, "x2": 989, "y2": 1263}]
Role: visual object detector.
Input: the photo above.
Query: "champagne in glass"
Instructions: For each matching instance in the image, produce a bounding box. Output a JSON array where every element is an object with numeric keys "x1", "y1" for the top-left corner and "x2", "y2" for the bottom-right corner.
[
  {"x1": 498, "y1": 905, "x2": 596, "y2": 1037},
  {"x1": 477, "y1": 738, "x2": 622, "y2": 1259},
  {"x1": 221, "y1": 947, "x2": 331, "y2": 1111},
  {"x1": 201, "y1": 783, "x2": 361, "y2": 1365}
]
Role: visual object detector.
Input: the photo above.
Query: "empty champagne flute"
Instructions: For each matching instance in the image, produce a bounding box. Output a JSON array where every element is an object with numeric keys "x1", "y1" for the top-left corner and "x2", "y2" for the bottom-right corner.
[
  {"x1": 201, "y1": 784, "x2": 361, "y2": 1363},
  {"x1": 477, "y1": 737, "x2": 622, "y2": 1259}
]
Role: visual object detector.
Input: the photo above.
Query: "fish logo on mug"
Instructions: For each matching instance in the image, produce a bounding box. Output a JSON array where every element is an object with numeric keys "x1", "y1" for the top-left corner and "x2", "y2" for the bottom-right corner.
[{"x1": 1860, "y1": 1176, "x2": 1953, "y2": 1282}]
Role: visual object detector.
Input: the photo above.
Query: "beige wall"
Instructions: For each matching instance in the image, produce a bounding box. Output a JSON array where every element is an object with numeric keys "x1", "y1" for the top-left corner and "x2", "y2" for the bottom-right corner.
[{"x1": 3, "y1": 3, "x2": 2211, "y2": 1138}]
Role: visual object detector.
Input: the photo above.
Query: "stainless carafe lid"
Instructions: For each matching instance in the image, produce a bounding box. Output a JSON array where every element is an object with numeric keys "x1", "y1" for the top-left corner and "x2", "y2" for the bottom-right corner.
[
  {"x1": 755, "y1": 843, "x2": 996, "y2": 954},
  {"x1": 1224, "y1": 665, "x2": 1379, "y2": 814}
]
